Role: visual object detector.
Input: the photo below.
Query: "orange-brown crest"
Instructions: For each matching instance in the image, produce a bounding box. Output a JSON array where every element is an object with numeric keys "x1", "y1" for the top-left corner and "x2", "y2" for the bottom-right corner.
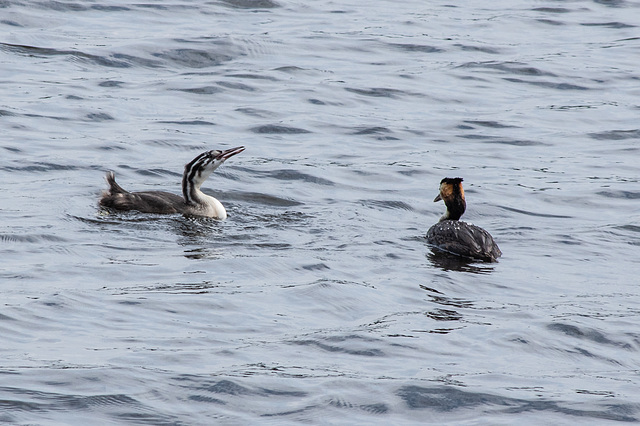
[{"x1": 437, "y1": 177, "x2": 464, "y2": 203}]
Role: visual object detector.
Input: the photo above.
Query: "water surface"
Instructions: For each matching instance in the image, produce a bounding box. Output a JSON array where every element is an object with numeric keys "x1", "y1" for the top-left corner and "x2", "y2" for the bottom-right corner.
[{"x1": 1, "y1": 0, "x2": 640, "y2": 424}]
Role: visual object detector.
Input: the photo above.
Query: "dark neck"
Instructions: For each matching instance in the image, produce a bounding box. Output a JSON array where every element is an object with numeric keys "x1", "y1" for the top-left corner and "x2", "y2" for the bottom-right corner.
[
  {"x1": 182, "y1": 169, "x2": 202, "y2": 206},
  {"x1": 442, "y1": 197, "x2": 466, "y2": 221}
]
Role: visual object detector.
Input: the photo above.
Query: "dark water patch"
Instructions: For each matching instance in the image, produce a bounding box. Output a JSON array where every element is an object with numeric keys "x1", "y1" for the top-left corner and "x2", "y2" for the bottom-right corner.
[
  {"x1": 227, "y1": 73, "x2": 278, "y2": 81},
  {"x1": 74, "y1": 51, "x2": 131, "y2": 68},
  {"x1": 261, "y1": 407, "x2": 314, "y2": 418},
  {"x1": 35, "y1": 1, "x2": 89, "y2": 11},
  {"x1": 139, "y1": 167, "x2": 181, "y2": 177},
  {"x1": 108, "y1": 53, "x2": 163, "y2": 68},
  {"x1": 152, "y1": 48, "x2": 234, "y2": 68},
  {"x1": 290, "y1": 337, "x2": 384, "y2": 357},
  {"x1": 187, "y1": 394, "x2": 225, "y2": 404},
  {"x1": 350, "y1": 126, "x2": 391, "y2": 135},
  {"x1": 457, "y1": 134, "x2": 494, "y2": 140},
  {"x1": 454, "y1": 44, "x2": 501, "y2": 54},
  {"x1": 463, "y1": 120, "x2": 518, "y2": 129},
  {"x1": 176, "y1": 377, "x2": 306, "y2": 401},
  {"x1": 250, "y1": 124, "x2": 311, "y2": 134},
  {"x1": 114, "y1": 413, "x2": 183, "y2": 425},
  {"x1": 274, "y1": 66, "x2": 307, "y2": 73},
  {"x1": 118, "y1": 300, "x2": 142, "y2": 306},
  {"x1": 201, "y1": 380, "x2": 252, "y2": 395},
  {"x1": 536, "y1": 19, "x2": 565, "y2": 26},
  {"x1": 0, "y1": 42, "x2": 160, "y2": 69},
  {"x1": 345, "y1": 87, "x2": 412, "y2": 98},
  {"x1": 483, "y1": 138, "x2": 547, "y2": 146},
  {"x1": 224, "y1": 190, "x2": 303, "y2": 207},
  {"x1": 253, "y1": 169, "x2": 333, "y2": 186},
  {"x1": 458, "y1": 61, "x2": 556, "y2": 77},
  {"x1": 85, "y1": 112, "x2": 115, "y2": 121},
  {"x1": 328, "y1": 398, "x2": 389, "y2": 414},
  {"x1": 360, "y1": 200, "x2": 414, "y2": 211},
  {"x1": 0, "y1": 42, "x2": 77, "y2": 59},
  {"x1": 0, "y1": 109, "x2": 17, "y2": 117},
  {"x1": 24, "y1": 112, "x2": 70, "y2": 121},
  {"x1": 503, "y1": 78, "x2": 590, "y2": 90},
  {"x1": 426, "y1": 308, "x2": 462, "y2": 322},
  {"x1": 66, "y1": 95, "x2": 83, "y2": 100},
  {"x1": 399, "y1": 385, "x2": 515, "y2": 411},
  {"x1": 426, "y1": 250, "x2": 498, "y2": 273},
  {"x1": 131, "y1": 3, "x2": 170, "y2": 10},
  {"x1": 120, "y1": 280, "x2": 223, "y2": 294},
  {"x1": 593, "y1": 0, "x2": 627, "y2": 8},
  {"x1": 156, "y1": 120, "x2": 216, "y2": 126},
  {"x1": 597, "y1": 190, "x2": 640, "y2": 199},
  {"x1": 615, "y1": 224, "x2": 640, "y2": 233},
  {"x1": 548, "y1": 103, "x2": 604, "y2": 111},
  {"x1": 547, "y1": 323, "x2": 633, "y2": 349},
  {"x1": 582, "y1": 21, "x2": 636, "y2": 29},
  {"x1": 0, "y1": 386, "x2": 147, "y2": 416},
  {"x1": 1, "y1": 20, "x2": 22, "y2": 27},
  {"x1": 360, "y1": 403, "x2": 389, "y2": 414},
  {"x1": 533, "y1": 7, "x2": 572, "y2": 13},
  {"x1": 98, "y1": 80, "x2": 125, "y2": 88},
  {"x1": 2, "y1": 162, "x2": 80, "y2": 172},
  {"x1": 90, "y1": 4, "x2": 131, "y2": 12},
  {"x1": 589, "y1": 129, "x2": 640, "y2": 140},
  {"x1": 397, "y1": 385, "x2": 638, "y2": 421},
  {"x1": 420, "y1": 286, "x2": 474, "y2": 308},
  {"x1": 37, "y1": 1, "x2": 132, "y2": 12},
  {"x1": 388, "y1": 43, "x2": 444, "y2": 53},
  {"x1": 174, "y1": 86, "x2": 223, "y2": 95},
  {"x1": 300, "y1": 263, "x2": 330, "y2": 271},
  {"x1": 217, "y1": 81, "x2": 256, "y2": 91},
  {"x1": 219, "y1": 0, "x2": 280, "y2": 9},
  {"x1": 0, "y1": 234, "x2": 67, "y2": 243},
  {"x1": 499, "y1": 206, "x2": 572, "y2": 218},
  {"x1": 235, "y1": 107, "x2": 275, "y2": 117}
]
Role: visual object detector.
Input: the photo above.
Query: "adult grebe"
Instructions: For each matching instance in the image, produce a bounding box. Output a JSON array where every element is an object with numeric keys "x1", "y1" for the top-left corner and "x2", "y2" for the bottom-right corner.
[
  {"x1": 426, "y1": 177, "x2": 501, "y2": 262},
  {"x1": 99, "y1": 146, "x2": 244, "y2": 219}
]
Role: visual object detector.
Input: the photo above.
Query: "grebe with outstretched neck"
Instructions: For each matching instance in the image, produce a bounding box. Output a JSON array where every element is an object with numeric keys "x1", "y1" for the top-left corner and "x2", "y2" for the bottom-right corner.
[
  {"x1": 426, "y1": 177, "x2": 501, "y2": 262},
  {"x1": 99, "y1": 146, "x2": 244, "y2": 219}
]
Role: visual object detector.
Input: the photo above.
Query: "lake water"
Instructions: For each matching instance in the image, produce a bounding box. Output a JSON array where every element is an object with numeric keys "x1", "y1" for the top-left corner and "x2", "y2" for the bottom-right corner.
[{"x1": 2, "y1": 0, "x2": 640, "y2": 424}]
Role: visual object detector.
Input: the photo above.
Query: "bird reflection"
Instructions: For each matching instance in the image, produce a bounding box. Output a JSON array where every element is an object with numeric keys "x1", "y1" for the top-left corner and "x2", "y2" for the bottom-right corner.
[{"x1": 426, "y1": 250, "x2": 496, "y2": 274}]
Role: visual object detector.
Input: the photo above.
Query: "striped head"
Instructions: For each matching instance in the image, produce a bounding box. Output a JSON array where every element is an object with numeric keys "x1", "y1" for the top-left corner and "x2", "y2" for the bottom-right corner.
[
  {"x1": 434, "y1": 177, "x2": 466, "y2": 221},
  {"x1": 182, "y1": 146, "x2": 244, "y2": 204}
]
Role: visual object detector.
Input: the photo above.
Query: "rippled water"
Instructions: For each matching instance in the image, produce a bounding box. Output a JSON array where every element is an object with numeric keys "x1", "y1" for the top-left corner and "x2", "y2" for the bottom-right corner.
[{"x1": 2, "y1": 0, "x2": 640, "y2": 424}]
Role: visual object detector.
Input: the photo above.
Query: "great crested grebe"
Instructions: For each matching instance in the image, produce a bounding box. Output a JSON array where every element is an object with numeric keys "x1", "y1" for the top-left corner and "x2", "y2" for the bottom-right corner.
[
  {"x1": 99, "y1": 146, "x2": 244, "y2": 219},
  {"x1": 426, "y1": 177, "x2": 501, "y2": 262}
]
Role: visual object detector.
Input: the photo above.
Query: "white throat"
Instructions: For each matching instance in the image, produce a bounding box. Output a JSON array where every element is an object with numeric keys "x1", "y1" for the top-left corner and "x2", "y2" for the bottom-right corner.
[{"x1": 193, "y1": 189, "x2": 227, "y2": 220}]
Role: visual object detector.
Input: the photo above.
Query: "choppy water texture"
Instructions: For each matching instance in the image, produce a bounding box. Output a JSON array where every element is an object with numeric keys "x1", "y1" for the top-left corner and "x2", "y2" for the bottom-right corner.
[{"x1": 2, "y1": 0, "x2": 640, "y2": 424}]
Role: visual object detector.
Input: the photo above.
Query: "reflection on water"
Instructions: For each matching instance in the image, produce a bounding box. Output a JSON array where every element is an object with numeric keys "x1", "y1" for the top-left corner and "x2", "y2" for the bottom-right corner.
[{"x1": 426, "y1": 251, "x2": 498, "y2": 274}]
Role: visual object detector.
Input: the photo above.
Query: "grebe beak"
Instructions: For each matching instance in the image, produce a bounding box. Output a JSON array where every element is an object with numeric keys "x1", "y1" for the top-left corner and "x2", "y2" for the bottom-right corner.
[
  {"x1": 217, "y1": 146, "x2": 245, "y2": 160},
  {"x1": 433, "y1": 193, "x2": 442, "y2": 202}
]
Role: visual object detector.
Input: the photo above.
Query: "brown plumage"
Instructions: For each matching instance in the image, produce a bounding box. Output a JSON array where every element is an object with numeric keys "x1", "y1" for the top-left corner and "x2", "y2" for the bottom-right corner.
[{"x1": 426, "y1": 177, "x2": 501, "y2": 262}]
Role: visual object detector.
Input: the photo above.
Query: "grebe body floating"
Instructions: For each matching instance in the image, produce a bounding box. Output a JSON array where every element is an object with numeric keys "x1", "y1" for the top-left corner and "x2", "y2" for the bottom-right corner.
[
  {"x1": 99, "y1": 146, "x2": 244, "y2": 219},
  {"x1": 426, "y1": 177, "x2": 501, "y2": 262}
]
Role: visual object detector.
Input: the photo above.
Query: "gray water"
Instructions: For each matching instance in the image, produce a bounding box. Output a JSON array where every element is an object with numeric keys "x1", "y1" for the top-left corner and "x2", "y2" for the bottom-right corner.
[{"x1": 2, "y1": 0, "x2": 640, "y2": 424}]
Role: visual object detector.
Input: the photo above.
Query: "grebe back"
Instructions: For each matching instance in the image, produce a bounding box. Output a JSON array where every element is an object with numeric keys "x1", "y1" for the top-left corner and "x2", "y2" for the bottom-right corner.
[
  {"x1": 99, "y1": 146, "x2": 244, "y2": 219},
  {"x1": 426, "y1": 177, "x2": 501, "y2": 262}
]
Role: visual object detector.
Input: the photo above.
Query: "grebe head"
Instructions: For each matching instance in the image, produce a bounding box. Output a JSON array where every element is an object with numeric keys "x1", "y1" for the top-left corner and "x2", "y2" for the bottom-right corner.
[
  {"x1": 434, "y1": 177, "x2": 466, "y2": 221},
  {"x1": 182, "y1": 146, "x2": 244, "y2": 204}
]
